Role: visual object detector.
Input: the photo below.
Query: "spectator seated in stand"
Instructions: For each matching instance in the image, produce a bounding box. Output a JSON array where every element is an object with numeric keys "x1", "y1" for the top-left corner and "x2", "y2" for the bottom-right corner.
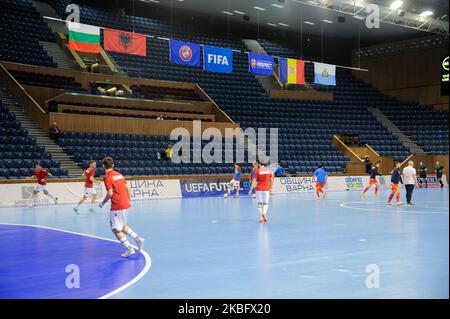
[{"x1": 49, "y1": 122, "x2": 63, "y2": 140}]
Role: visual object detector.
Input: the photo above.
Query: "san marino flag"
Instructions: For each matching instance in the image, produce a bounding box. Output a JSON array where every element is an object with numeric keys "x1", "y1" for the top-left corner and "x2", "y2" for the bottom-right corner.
[
  {"x1": 67, "y1": 22, "x2": 101, "y2": 53},
  {"x1": 314, "y1": 62, "x2": 336, "y2": 86}
]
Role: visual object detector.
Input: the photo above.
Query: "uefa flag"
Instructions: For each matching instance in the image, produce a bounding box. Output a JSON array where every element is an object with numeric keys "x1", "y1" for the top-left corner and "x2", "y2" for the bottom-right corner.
[
  {"x1": 314, "y1": 62, "x2": 336, "y2": 86},
  {"x1": 169, "y1": 39, "x2": 201, "y2": 66},
  {"x1": 278, "y1": 58, "x2": 305, "y2": 85}
]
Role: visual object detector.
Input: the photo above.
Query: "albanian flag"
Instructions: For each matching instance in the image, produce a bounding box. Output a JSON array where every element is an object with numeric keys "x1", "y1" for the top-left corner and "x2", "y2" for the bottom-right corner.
[{"x1": 103, "y1": 29, "x2": 147, "y2": 56}]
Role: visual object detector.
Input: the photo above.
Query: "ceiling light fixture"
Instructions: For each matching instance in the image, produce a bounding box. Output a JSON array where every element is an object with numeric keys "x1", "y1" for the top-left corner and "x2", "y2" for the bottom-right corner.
[
  {"x1": 221, "y1": 11, "x2": 233, "y2": 15},
  {"x1": 253, "y1": 6, "x2": 266, "y2": 11},
  {"x1": 322, "y1": 19, "x2": 333, "y2": 23},
  {"x1": 390, "y1": 1, "x2": 403, "y2": 10},
  {"x1": 419, "y1": 10, "x2": 433, "y2": 17},
  {"x1": 233, "y1": 10, "x2": 245, "y2": 15},
  {"x1": 271, "y1": 3, "x2": 284, "y2": 8}
]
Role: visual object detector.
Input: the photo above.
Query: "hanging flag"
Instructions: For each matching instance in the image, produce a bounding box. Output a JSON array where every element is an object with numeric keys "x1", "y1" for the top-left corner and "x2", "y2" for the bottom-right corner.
[
  {"x1": 169, "y1": 40, "x2": 201, "y2": 66},
  {"x1": 203, "y1": 45, "x2": 233, "y2": 73},
  {"x1": 103, "y1": 29, "x2": 146, "y2": 56},
  {"x1": 67, "y1": 22, "x2": 100, "y2": 53},
  {"x1": 314, "y1": 62, "x2": 336, "y2": 86},
  {"x1": 248, "y1": 53, "x2": 274, "y2": 76},
  {"x1": 278, "y1": 58, "x2": 305, "y2": 85}
]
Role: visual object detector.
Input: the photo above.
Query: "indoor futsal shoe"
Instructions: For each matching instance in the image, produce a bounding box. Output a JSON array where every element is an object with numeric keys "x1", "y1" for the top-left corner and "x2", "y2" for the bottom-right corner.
[
  {"x1": 135, "y1": 237, "x2": 145, "y2": 251},
  {"x1": 121, "y1": 247, "x2": 136, "y2": 258},
  {"x1": 73, "y1": 207, "x2": 79, "y2": 214},
  {"x1": 361, "y1": 191, "x2": 365, "y2": 198},
  {"x1": 396, "y1": 202, "x2": 404, "y2": 206},
  {"x1": 54, "y1": 197, "x2": 58, "y2": 205}
]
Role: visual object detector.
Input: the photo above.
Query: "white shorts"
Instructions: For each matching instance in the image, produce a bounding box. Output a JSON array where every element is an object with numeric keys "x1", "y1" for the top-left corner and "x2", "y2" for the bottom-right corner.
[
  {"x1": 35, "y1": 185, "x2": 47, "y2": 193},
  {"x1": 256, "y1": 191, "x2": 270, "y2": 204},
  {"x1": 229, "y1": 179, "x2": 240, "y2": 188},
  {"x1": 110, "y1": 209, "x2": 128, "y2": 231},
  {"x1": 84, "y1": 187, "x2": 96, "y2": 198}
]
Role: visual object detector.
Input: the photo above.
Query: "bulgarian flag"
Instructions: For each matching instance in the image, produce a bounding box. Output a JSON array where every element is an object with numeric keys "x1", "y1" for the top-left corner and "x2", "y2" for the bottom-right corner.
[{"x1": 67, "y1": 22, "x2": 101, "y2": 53}]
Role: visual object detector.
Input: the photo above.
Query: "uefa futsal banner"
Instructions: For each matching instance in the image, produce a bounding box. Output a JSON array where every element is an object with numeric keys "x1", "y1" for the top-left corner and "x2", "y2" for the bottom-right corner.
[
  {"x1": 203, "y1": 45, "x2": 233, "y2": 73},
  {"x1": 169, "y1": 39, "x2": 201, "y2": 66},
  {"x1": 248, "y1": 53, "x2": 274, "y2": 76},
  {"x1": 180, "y1": 178, "x2": 251, "y2": 198}
]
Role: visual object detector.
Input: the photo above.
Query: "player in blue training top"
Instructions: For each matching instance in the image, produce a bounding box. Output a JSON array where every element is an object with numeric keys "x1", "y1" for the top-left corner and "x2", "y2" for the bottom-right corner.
[
  {"x1": 362, "y1": 161, "x2": 381, "y2": 198},
  {"x1": 387, "y1": 162, "x2": 404, "y2": 205},
  {"x1": 224, "y1": 164, "x2": 242, "y2": 198},
  {"x1": 313, "y1": 164, "x2": 328, "y2": 200}
]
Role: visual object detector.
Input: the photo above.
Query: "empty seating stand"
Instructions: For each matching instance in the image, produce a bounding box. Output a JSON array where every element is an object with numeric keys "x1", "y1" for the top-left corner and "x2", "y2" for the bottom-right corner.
[
  {"x1": 131, "y1": 85, "x2": 204, "y2": 102},
  {"x1": 58, "y1": 131, "x2": 253, "y2": 176},
  {"x1": 10, "y1": 71, "x2": 87, "y2": 92},
  {"x1": 0, "y1": 85, "x2": 68, "y2": 179},
  {"x1": 0, "y1": 0, "x2": 56, "y2": 68}
]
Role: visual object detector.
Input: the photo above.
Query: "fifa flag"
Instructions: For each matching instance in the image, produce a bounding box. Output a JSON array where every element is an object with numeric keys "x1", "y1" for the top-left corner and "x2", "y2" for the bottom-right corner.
[
  {"x1": 67, "y1": 22, "x2": 100, "y2": 53},
  {"x1": 169, "y1": 39, "x2": 201, "y2": 66},
  {"x1": 314, "y1": 62, "x2": 336, "y2": 86},
  {"x1": 203, "y1": 45, "x2": 233, "y2": 73},
  {"x1": 278, "y1": 58, "x2": 305, "y2": 85},
  {"x1": 103, "y1": 29, "x2": 146, "y2": 56}
]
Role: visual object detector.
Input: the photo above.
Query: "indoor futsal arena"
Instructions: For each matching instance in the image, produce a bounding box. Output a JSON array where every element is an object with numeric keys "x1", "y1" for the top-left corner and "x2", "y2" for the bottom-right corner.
[{"x1": 0, "y1": 0, "x2": 449, "y2": 303}]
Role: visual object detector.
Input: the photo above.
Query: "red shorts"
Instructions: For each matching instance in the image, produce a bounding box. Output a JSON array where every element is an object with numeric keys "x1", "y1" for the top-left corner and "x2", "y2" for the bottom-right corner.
[
  {"x1": 369, "y1": 178, "x2": 378, "y2": 184},
  {"x1": 391, "y1": 183, "x2": 400, "y2": 192},
  {"x1": 316, "y1": 182, "x2": 325, "y2": 189}
]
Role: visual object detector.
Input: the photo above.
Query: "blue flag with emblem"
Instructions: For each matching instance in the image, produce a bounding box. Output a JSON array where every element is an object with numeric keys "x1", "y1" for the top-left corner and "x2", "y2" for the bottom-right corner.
[
  {"x1": 169, "y1": 39, "x2": 201, "y2": 66},
  {"x1": 203, "y1": 45, "x2": 233, "y2": 73},
  {"x1": 248, "y1": 53, "x2": 274, "y2": 76}
]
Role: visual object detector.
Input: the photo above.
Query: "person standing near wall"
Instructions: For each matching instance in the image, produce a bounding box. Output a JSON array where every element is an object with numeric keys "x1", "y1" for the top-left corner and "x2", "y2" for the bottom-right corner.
[
  {"x1": 435, "y1": 161, "x2": 444, "y2": 188},
  {"x1": 418, "y1": 162, "x2": 427, "y2": 188},
  {"x1": 402, "y1": 161, "x2": 417, "y2": 206}
]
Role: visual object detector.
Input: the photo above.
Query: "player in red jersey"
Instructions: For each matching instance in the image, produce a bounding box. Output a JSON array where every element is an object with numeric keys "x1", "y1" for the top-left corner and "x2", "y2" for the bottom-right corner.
[
  {"x1": 73, "y1": 160, "x2": 100, "y2": 213},
  {"x1": 27, "y1": 163, "x2": 58, "y2": 206},
  {"x1": 99, "y1": 157, "x2": 145, "y2": 258},
  {"x1": 251, "y1": 161, "x2": 274, "y2": 223}
]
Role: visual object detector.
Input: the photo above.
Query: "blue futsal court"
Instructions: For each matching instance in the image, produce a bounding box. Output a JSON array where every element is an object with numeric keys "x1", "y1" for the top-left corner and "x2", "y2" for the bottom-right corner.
[{"x1": 0, "y1": 188, "x2": 448, "y2": 299}]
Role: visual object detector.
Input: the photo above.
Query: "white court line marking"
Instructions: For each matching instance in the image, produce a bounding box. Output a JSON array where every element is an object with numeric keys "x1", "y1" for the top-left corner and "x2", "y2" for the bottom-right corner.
[
  {"x1": 0, "y1": 222, "x2": 151, "y2": 299},
  {"x1": 339, "y1": 203, "x2": 449, "y2": 215}
]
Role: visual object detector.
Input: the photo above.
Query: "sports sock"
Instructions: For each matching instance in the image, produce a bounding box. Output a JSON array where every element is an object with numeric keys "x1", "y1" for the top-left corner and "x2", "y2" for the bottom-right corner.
[
  {"x1": 118, "y1": 235, "x2": 131, "y2": 248},
  {"x1": 124, "y1": 228, "x2": 139, "y2": 240}
]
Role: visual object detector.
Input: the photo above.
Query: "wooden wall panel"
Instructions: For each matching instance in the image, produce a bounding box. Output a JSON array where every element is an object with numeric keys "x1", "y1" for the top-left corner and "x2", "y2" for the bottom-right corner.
[
  {"x1": 353, "y1": 45, "x2": 449, "y2": 109},
  {"x1": 269, "y1": 90, "x2": 334, "y2": 101},
  {"x1": 49, "y1": 112, "x2": 239, "y2": 136}
]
